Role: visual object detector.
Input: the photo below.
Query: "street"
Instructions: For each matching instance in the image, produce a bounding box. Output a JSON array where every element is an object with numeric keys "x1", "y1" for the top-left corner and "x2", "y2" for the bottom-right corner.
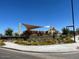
[
  {"x1": 42, "y1": 52, "x2": 79, "y2": 59},
  {"x1": 0, "y1": 48, "x2": 79, "y2": 59},
  {"x1": 0, "y1": 48, "x2": 43, "y2": 59}
]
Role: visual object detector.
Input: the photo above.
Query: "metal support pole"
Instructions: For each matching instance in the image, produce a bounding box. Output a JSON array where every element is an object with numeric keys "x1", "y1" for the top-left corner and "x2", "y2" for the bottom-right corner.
[{"x1": 71, "y1": 0, "x2": 76, "y2": 42}]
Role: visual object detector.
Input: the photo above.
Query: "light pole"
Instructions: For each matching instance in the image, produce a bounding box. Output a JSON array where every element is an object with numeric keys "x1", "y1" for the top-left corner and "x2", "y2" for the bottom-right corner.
[{"x1": 71, "y1": 0, "x2": 76, "y2": 42}]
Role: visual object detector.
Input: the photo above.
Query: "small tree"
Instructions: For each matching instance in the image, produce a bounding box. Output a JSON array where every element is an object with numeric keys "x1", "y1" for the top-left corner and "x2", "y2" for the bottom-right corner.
[
  {"x1": 53, "y1": 30, "x2": 59, "y2": 39},
  {"x1": 76, "y1": 28, "x2": 79, "y2": 35},
  {"x1": 14, "y1": 33, "x2": 19, "y2": 36},
  {"x1": 61, "y1": 28, "x2": 75, "y2": 43},
  {"x1": 5, "y1": 28, "x2": 13, "y2": 36},
  {"x1": 62, "y1": 28, "x2": 75, "y2": 37},
  {"x1": 62, "y1": 28, "x2": 70, "y2": 36}
]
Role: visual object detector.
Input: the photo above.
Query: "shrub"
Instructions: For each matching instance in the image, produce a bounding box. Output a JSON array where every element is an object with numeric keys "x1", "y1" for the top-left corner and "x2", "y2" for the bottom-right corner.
[
  {"x1": 63, "y1": 37, "x2": 74, "y2": 43},
  {"x1": 0, "y1": 39, "x2": 5, "y2": 46},
  {"x1": 31, "y1": 42, "x2": 38, "y2": 45},
  {"x1": 46, "y1": 40, "x2": 56, "y2": 44},
  {"x1": 14, "y1": 40, "x2": 31, "y2": 45},
  {"x1": 14, "y1": 39, "x2": 57, "y2": 45}
]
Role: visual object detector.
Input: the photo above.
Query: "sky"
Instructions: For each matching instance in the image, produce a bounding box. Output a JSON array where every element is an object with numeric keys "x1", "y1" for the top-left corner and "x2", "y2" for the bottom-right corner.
[{"x1": 0, "y1": 0, "x2": 79, "y2": 34}]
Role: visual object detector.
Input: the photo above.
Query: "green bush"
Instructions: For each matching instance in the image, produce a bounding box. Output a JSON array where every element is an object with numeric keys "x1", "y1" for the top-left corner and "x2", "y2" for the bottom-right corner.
[
  {"x1": 0, "y1": 39, "x2": 5, "y2": 46},
  {"x1": 14, "y1": 37, "x2": 75, "y2": 45},
  {"x1": 63, "y1": 37, "x2": 74, "y2": 43},
  {"x1": 14, "y1": 40, "x2": 30, "y2": 45},
  {"x1": 31, "y1": 42, "x2": 39, "y2": 45},
  {"x1": 63, "y1": 39, "x2": 74, "y2": 43},
  {"x1": 14, "y1": 39, "x2": 57, "y2": 45}
]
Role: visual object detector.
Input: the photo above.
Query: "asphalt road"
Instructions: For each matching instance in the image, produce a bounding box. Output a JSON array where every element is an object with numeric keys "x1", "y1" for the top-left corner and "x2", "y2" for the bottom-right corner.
[
  {"x1": 0, "y1": 48, "x2": 79, "y2": 59},
  {"x1": 42, "y1": 52, "x2": 79, "y2": 59},
  {"x1": 0, "y1": 48, "x2": 43, "y2": 59}
]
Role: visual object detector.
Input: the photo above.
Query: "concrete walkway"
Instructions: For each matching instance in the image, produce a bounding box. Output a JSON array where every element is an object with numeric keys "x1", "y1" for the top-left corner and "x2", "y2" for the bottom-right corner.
[{"x1": 2, "y1": 42, "x2": 79, "y2": 53}]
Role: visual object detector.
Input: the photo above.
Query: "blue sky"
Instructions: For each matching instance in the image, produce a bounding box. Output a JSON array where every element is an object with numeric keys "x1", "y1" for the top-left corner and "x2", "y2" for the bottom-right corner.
[{"x1": 0, "y1": 0, "x2": 79, "y2": 34}]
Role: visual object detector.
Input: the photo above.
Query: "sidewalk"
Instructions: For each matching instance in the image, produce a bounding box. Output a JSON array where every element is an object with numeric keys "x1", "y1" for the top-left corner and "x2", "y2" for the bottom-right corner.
[{"x1": 2, "y1": 42, "x2": 79, "y2": 53}]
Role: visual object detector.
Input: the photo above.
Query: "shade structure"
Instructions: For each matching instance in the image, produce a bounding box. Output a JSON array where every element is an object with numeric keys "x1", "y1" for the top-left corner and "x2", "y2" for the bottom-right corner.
[{"x1": 23, "y1": 24, "x2": 42, "y2": 31}]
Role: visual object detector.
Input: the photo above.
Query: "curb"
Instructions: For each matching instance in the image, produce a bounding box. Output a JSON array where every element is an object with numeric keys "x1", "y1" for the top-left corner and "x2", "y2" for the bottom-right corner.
[{"x1": 1, "y1": 47, "x2": 79, "y2": 53}]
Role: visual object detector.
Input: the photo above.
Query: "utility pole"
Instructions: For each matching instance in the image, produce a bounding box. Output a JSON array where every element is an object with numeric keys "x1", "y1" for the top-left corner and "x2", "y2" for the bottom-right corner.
[{"x1": 71, "y1": 0, "x2": 76, "y2": 42}]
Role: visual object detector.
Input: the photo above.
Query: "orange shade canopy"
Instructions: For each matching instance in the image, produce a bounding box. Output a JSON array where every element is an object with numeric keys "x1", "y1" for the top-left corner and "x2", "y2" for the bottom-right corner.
[{"x1": 23, "y1": 24, "x2": 43, "y2": 31}]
